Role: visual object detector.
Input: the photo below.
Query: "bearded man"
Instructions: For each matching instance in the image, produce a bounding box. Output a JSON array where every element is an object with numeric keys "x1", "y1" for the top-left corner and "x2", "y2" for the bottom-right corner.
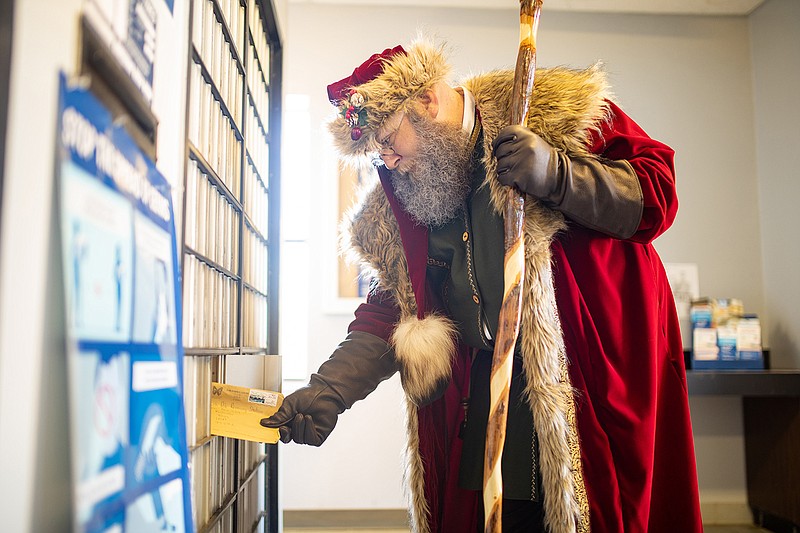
[{"x1": 262, "y1": 40, "x2": 703, "y2": 533}]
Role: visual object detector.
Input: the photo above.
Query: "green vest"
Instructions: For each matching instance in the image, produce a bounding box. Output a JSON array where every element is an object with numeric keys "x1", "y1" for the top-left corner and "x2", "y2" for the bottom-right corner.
[{"x1": 427, "y1": 127, "x2": 539, "y2": 501}]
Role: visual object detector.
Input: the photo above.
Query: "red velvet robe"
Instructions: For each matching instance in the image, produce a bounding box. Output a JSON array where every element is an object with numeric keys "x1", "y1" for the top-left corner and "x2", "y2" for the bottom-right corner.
[{"x1": 348, "y1": 102, "x2": 702, "y2": 532}]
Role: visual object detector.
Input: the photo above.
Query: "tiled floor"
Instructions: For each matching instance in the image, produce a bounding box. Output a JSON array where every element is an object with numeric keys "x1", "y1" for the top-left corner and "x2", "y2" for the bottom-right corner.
[
  {"x1": 285, "y1": 530, "x2": 408, "y2": 533},
  {"x1": 282, "y1": 509, "x2": 774, "y2": 533},
  {"x1": 285, "y1": 526, "x2": 772, "y2": 533},
  {"x1": 703, "y1": 526, "x2": 769, "y2": 533}
]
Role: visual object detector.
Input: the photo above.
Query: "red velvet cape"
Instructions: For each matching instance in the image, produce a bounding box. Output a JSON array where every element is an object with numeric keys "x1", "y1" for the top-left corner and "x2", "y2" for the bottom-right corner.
[{"x1": 349, "y1": 103, "x2": 703, "y2": 532}]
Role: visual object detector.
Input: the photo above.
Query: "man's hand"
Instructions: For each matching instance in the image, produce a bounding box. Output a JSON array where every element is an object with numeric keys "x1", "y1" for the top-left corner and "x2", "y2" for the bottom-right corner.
[
  {"x1": 258, "y1": 330, "x2": 398, "y2": 446},
  {"x1": 492, "y1": 124, "x2": 643, "y2": 239},
  {"x1": 260, "y1": 378, "x2": 342, "y2": 446},
  {"x1": 492, "y1": 125, "x2": 562, "y2": 203}
]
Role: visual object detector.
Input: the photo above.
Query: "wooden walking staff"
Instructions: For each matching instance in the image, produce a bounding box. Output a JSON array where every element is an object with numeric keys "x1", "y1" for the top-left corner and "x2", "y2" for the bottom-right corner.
[{"x1": 483, "y1": 1, "x2": 543, "y2": 532}]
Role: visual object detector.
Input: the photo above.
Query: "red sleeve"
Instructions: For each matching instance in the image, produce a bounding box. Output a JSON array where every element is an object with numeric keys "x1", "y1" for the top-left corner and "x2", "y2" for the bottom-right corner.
[
  {"x1": 347, "y1": 283, "x2": 401, "y2": 342},
  {"x1": 588, "y1": 101, "x2": 678, "y2": 243}
]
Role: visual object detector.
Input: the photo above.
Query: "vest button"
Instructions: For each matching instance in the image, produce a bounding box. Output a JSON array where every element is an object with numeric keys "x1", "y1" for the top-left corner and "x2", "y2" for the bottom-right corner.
[
  {"x1": 472, "y1": 295, "x2": 480, "y2": 304},
  {"x1": 462, "y1": 231, "x2": 469, "y2": 242}
]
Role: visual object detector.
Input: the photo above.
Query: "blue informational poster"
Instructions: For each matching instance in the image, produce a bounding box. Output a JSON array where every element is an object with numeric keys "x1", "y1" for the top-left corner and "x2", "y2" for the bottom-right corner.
[{"x1": 56, "y1": 73, "x2": 193, "y2": 533}]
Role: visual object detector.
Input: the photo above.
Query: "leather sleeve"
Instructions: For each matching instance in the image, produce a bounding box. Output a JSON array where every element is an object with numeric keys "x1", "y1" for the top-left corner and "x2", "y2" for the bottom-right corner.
[{"x1": 587, "y1": 101, "x2": 678, "y2": 244}]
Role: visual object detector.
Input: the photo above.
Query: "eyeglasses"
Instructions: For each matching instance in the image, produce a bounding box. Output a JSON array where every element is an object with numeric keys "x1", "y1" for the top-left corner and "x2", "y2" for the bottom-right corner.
[{"x1": 377, "y1": 112, "x2": 406, "y2": 156}]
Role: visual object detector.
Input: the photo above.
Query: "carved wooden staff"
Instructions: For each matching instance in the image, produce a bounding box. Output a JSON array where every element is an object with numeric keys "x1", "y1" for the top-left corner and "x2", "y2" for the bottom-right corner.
[{"x1": 483, "y1": 1, "x2": 543, "y2": 531}]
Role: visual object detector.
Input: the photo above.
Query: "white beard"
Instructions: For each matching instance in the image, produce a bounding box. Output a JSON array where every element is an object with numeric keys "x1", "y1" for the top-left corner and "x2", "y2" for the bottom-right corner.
[{"x1": 388, "y1": 114, "x2": 473, "y2": 228}]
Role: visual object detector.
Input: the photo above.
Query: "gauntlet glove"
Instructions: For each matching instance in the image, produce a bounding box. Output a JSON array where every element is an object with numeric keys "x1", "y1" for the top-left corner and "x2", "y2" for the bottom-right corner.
[
  {"x1": 260, "y1": 330, "x2": 397, "y2": 446},
  {"x1": 492, "y1": 125, "x2": 643, "y2": 239}
]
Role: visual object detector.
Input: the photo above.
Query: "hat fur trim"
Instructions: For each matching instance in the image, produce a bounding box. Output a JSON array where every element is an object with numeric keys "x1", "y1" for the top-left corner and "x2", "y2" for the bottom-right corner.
[{"x1": 327, "y1": 39, "x2": 452, "y2": 162}]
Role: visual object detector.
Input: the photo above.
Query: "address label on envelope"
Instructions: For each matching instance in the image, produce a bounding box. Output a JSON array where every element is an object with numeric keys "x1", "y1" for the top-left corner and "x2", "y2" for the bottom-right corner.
[{"x1": 210, "y1": 382, "x2": 284, "y2": 444}]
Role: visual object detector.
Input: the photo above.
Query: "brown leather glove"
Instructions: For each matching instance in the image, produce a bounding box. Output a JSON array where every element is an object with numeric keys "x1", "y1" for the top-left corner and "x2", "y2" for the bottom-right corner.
[
  {"x1": 260, "y1": 330, "x2": 397, "y2": 446},
  {"x1": 492, "y1": 125, "x2": 643, "y2": 239}
]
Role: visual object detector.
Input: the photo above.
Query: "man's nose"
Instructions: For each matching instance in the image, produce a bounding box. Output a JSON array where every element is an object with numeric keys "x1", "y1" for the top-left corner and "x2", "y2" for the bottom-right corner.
[{"x1": 381, "y1": 153, "x2": 401, "y2": 170}]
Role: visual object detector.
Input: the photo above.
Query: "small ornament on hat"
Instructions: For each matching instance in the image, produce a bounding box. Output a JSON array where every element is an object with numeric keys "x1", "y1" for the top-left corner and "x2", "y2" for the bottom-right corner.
[
  {"x1": 326, "y1": 45, "x2": 407, "y2": 145},
  {"x1": 341, "y1": 89, "x2": 368, "y2": 140}
]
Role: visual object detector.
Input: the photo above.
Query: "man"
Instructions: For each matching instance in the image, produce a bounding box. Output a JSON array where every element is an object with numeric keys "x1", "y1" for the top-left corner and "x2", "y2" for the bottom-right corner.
[{"x1": 262, "y1": 39, "x2": 703, "y2": 533}]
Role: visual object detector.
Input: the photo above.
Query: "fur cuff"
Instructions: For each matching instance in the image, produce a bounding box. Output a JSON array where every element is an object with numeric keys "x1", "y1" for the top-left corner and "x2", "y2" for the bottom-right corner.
[{"x1": 391, "y1": 314, "x2": 457, "y2": 406}]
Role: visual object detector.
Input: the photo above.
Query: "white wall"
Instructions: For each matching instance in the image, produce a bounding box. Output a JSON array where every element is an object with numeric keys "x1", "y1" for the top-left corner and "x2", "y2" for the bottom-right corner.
[
  {"x1": 750, "y1": 0, "x2": 800, "y2": 370},
  {"x1": 279, "y1": 0, "x2": 797, "y2": 518},
  {"x1": 0, "y1": 4, "x2": 82, "y2": 530}
]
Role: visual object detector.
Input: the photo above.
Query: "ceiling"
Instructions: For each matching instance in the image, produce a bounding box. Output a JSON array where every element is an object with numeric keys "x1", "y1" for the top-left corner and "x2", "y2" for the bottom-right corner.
[{"x1": 287, "y1": 0, "x2": 767, "y2": 16}]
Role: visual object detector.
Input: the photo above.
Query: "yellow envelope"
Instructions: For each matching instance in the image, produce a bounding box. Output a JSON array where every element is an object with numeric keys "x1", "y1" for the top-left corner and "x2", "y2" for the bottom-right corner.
[{"x1": 210, "y1": 382, "x2": 284, "y2": 444}]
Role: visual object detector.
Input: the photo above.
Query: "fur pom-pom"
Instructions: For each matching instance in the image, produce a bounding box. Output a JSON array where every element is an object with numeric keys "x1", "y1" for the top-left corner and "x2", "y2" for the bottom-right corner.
[{"x1": 391, "y1": 314, "x2": 457, "y2": 406}]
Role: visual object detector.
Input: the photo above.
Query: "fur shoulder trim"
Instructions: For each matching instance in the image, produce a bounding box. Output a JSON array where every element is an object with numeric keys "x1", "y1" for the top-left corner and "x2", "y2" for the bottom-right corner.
[
  {"x1": 464, "y1": 63, "x2": 612, "y2": 155},
  {"x1": 341, "y1": 181, "x2": 417, "y2": 318}
]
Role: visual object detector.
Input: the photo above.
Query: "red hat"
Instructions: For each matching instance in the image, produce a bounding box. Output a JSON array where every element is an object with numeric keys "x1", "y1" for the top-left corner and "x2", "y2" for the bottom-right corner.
[{"x1": 327, "y1": 45, "x2": 407, "y2": 105}]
